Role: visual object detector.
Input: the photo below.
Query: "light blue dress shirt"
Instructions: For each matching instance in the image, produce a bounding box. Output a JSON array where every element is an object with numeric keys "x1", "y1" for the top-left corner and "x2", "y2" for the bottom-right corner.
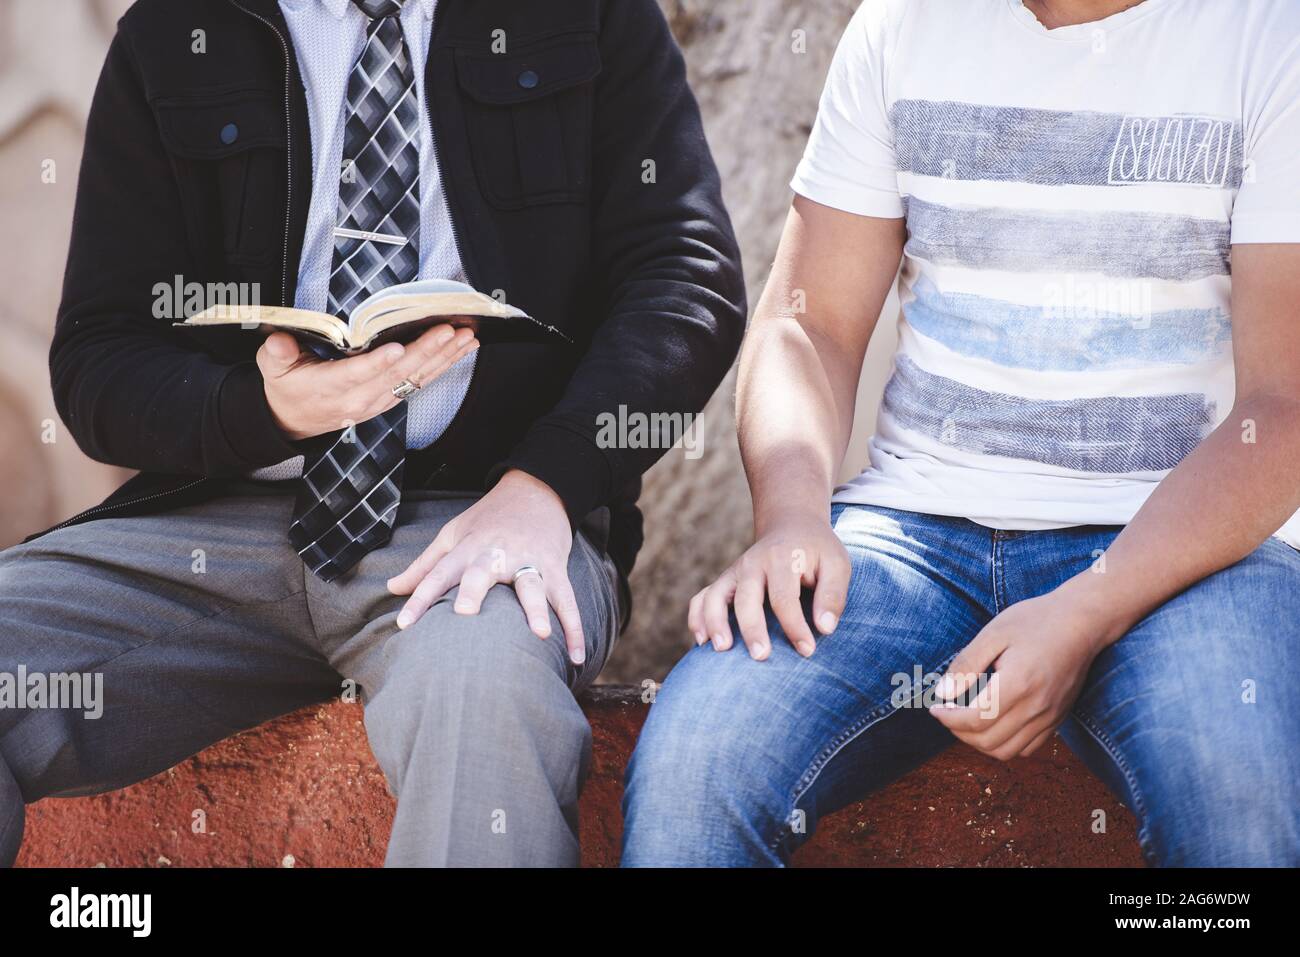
[{"x1": 253, "y1": 0, "x2": 474, "y2": 480}]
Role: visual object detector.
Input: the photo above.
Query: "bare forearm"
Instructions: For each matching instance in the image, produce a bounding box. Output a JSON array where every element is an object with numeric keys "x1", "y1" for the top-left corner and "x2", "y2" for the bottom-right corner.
[
  {"x1": 736, "y1": 202, "x2": 903, "y2": 536},
  {"x1": 1058, "y1": 394, "x2": 1300, "y2": 649},
  {"x1": 736, "y1": 307, "x2": 862, "y2": 533}
]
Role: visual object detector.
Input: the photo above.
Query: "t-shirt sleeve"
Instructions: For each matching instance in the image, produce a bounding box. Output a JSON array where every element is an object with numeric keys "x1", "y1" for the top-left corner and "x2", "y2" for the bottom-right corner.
[
  {"x1": 790, "y1": 0, "x2": 904, "y2": 218},
  {"x1": 1231, "y1": 29, "x2": 1300, "y2": 244}
]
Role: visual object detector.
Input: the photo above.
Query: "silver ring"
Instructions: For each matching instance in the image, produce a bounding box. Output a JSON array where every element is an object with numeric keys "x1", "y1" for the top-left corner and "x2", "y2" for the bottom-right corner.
[
  {"x1": 391, "y1": 377, "x2": 421, "y2": 400},
  {"x1": 511, "y1": 564, "x2": 542, "y2": 586}
]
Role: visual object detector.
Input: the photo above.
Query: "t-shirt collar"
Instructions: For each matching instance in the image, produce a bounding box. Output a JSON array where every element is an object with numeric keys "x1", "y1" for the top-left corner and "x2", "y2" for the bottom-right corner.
[{"x1": 1004, "y1": 0, "x2": 1171, "y2": 41}]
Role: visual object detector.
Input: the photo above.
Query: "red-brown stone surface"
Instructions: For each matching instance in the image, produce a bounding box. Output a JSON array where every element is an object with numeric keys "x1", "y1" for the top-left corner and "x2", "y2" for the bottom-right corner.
[{"x1": 16, "y1": 687, "x2": 1142, "y2": 867}]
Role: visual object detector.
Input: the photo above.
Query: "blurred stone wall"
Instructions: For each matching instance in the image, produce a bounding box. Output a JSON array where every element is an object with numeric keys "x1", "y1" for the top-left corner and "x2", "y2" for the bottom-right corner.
[
  {"x1": 0, "y1": 0, "x2": 136, "y2": 546},
  {"x1": 611, "y1": 0, "x2": 899, "y2": 683},
  {"x1": 0, "y1": 0, "x2": 897, "y2": 684}
]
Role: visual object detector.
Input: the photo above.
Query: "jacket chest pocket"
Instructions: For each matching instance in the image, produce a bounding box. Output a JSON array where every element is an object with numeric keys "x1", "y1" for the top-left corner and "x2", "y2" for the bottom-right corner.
[
  {"x1": 454, "y1": 34, "x2": 601, "y2": 210},
  {"x1": 153, "y1": 91, "x2": 286, "y2": 266}
]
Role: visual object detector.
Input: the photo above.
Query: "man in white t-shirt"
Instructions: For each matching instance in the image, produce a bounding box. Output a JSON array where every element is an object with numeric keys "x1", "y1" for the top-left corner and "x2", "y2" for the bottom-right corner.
[{"x1": 622, "y1": 0, "x2": 1300, "y2": 866}]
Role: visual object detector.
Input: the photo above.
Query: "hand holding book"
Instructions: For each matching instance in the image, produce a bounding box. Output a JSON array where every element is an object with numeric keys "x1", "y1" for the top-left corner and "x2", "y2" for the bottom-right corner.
[
  {"x1": 178, "y1": 279, "x2": 567, "y2": 358},
  {"x1": 257, "y1": 324, "x2": 479, "y2": 442}
]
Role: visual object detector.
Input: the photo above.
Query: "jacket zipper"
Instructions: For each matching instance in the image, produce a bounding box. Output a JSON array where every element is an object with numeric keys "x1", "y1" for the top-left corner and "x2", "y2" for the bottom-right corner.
[
  {"x1": 421, "y1": 0, "x2": 480, "y2": 459},
  {"x1": 45, "y1": 478, "x2": 210, "y2": 534},
  {"x1": 228, "y1": 0, "x2": 294, "y2": 307},
  {"x1": 47, "y1": 2, "x2": 293, "y2": 538}
]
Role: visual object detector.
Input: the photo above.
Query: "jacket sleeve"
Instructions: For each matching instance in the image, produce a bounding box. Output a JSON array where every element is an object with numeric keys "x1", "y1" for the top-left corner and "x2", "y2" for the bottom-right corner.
[
  {"x1": 49, "y1": 28, "x2": 300, "y2": 476},
  {"x1": 489, "y1": 0, "x2": 747, "y2": 524}
]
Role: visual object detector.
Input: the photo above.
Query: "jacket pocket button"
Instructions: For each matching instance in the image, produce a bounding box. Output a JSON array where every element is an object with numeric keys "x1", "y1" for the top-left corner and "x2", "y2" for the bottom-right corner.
[
  {"x1": 517, "y1": 69, "x2": 540, "y2": 90},
  {"x1": 220, "y1": 123, "x2": 239, "y2": 145}
]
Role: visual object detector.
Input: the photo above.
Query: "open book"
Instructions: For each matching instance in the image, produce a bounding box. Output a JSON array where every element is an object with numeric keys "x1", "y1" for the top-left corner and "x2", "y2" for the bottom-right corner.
[{"x1": 175, "y1": 279, "x2": 568, "y2": 356}]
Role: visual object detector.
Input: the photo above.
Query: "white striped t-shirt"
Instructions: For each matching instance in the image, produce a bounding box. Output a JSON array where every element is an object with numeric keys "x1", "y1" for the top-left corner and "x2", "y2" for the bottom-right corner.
[{"x1": 792, "y1": 0, "x2": 1300, "y2": 547}]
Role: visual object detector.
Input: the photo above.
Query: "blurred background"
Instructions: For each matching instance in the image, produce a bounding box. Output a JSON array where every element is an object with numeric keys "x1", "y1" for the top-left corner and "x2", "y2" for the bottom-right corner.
[{"x1": 0, "y1": 0, "x2": 898, "y2": 683}]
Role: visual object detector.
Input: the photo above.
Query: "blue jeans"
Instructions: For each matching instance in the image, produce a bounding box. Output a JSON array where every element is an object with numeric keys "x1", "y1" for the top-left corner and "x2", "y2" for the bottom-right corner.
[{"x1": 622, "y1": 504, "x2": 1300, "y2": 866}]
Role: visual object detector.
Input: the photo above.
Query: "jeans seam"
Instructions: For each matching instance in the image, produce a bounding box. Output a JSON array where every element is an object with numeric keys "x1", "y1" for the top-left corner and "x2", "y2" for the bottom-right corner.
[
  {"x1": 770, "y1": 649, "x2": 963, "y2": 855},
  {"x1": 1070, "y1": 706, "x2": 1156, "y2": 861},
  {"x1": 991, "y1": 533, "x2": 1006, "y2": 613}
]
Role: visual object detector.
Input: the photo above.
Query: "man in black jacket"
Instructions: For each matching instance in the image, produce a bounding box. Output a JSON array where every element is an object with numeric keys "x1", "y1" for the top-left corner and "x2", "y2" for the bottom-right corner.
[{"x1": 0, "y1": 0, "x2": 743, "y2": 866}]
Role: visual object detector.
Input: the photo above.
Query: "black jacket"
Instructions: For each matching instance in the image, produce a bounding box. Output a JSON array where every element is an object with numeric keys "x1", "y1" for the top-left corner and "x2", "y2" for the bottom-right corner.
[{"x1": 36, "y1": 0, "x2": 746, "y2": 578}]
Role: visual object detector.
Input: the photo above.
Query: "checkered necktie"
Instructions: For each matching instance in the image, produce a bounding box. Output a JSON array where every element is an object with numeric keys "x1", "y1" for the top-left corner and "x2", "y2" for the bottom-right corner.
[{"x1": 289, "y1": 0, "x2": 420, "y2": 582}]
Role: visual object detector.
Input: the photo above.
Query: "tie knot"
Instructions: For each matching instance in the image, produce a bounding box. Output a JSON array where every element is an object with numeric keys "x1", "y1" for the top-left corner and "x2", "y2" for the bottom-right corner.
[{"x1": 352, "y1": 0, "x2": 402, "y2": 20}]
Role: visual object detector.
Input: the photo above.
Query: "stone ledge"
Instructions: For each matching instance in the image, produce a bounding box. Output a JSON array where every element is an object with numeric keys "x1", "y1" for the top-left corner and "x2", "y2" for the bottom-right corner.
[{"x1": 16, "y1": 686, "x2": 1142, "y2": 867}]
